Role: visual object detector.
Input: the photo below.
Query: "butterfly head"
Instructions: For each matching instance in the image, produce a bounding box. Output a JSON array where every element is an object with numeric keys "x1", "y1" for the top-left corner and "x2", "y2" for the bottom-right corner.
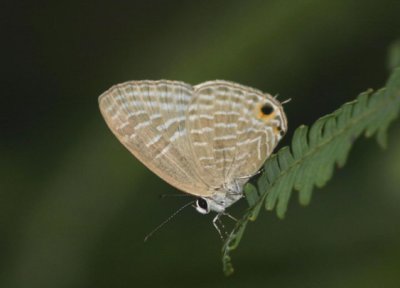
[
  {"x1": 195, "y1": 190, "x2": 242, "y2": 214},
  {"x1": 195, "y1": 197, "x2": 226, "y2": 214}
]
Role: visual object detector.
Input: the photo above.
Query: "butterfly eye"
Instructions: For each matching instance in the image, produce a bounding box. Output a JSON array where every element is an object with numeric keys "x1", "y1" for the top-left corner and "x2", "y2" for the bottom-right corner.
[
  {"x1": 260, "y1": 103, "x2": 274, "y2": 115},
  {"x1": 197, "y1": 198, "x2": 207, "y2": 209},
  {"x1": 195, "y1": 198, "x2": 210, "y2": 214}
]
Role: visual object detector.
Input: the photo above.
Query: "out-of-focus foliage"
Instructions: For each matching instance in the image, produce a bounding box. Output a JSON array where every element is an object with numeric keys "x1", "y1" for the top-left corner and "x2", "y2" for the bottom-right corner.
[
  {"x1": 223, "y1": 61, "x2": 400, "y2": 275},
  {"x1": 2, "y1": 1, "x2": 400, "y2": 287}
]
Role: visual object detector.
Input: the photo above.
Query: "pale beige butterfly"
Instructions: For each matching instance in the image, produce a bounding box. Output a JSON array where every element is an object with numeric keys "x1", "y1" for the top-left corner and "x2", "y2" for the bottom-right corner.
[{"x1": 98, "y1": 80, "x2": 287, "y2": 235}]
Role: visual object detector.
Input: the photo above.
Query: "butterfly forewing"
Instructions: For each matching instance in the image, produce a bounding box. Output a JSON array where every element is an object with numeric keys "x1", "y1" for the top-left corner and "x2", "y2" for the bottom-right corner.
[{"x1": 99, "y1": 80, "x2": 210, "y2": 196}]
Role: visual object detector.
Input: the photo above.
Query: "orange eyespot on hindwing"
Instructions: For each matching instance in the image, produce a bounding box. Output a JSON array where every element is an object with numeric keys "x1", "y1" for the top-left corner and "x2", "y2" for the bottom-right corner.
[
  {"x1": 257, "y1": 102, "x2": 275, "y2": 121},
  {"x1": 261, "y1": 103, "x2": 274, "y2": 115}
]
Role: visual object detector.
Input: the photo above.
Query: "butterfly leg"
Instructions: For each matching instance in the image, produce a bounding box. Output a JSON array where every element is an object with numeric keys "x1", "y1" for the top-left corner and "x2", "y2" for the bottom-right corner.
[
  {"x1": 213, "y1": 214, "x2": 229, "y2": 241},
  {"x1": 223, "y1": 212, "x2": 238, "y2": 222},
  {"x1": 212, "y1": 214, "x2": 224, "y2": 240}
]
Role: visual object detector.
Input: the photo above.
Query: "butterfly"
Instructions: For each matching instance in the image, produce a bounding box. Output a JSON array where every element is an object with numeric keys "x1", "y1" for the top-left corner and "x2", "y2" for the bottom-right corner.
[{"x1": 99, "y1": 80, "x2": 287, "y2": 237}]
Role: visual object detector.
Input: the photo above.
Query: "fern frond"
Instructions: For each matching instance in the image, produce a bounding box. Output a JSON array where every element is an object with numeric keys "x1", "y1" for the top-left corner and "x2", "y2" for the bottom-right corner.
[{"x1": 222, "y1": 65, "x2": 400, "y2": 275}]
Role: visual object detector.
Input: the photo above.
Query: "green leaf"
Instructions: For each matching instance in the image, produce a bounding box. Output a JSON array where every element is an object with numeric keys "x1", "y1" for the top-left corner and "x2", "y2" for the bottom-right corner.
[
  {"x1": 388, "y1": 40, "x2": 400, "y2": 70},
  {"x1": 221, "y1": 63, "x2": 400, "y2": 275}
]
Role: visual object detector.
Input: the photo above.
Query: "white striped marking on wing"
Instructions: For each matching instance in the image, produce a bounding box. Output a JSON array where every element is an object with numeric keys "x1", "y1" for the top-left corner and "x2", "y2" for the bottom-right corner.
[
  {"x1": 157, "y1": 115, "x2": 185, "y2": 131},
  {"x1": 128, "y1": 133, "x2": 136, "y2": 139},
  {"x1": 169, "y1": 129, "x2": 186, "y2": 142},
  {"x1": 214, "y1": 111, "x2": 241, "y2": 116},
  {"x1": 188, "y1": 104, "x2": 213, "y2": 112},
  {"x1": 214, "y1": 147, "x2": 236, "y2": 152},
  {"x1": 214, "y1": 123, "x2": 237, "y2": 128},
  {"x1": 134, "y1": 120, "x2": 152, "y2": 130},
  {"x1": 127, "y1": 110, "x2": 147, "y2": 117},
  {"x1": 146, "y1": 134, "x2": 162, "y2": 147},
  {"x1": 214, "y1": 158, "x2": 233, "y2": 164},
  {"x1": 215, "y1": 99, "x2": 252, "y2": 108},
  {"x1": 199, "y1": 156, "x2": 214, "y2": 161},
  {"x1": 193, "y1": 142, "x2": 208, "y2": 147},
  {"x1": 117, "y1": 122, "x2": 129, "y2": 130},
  {"x1": 237, "y1": 126, "x2": 271, "y2": 134},
  {"x1": 197, "y1": 93, "x2": 215, "y2": 100},
  {"x1": 214, "y1": 135, "x2": 236, "y2": 141},
  {"x1": 155, "y1": 143, "x2": 171, "y2": 159},
  {"x1": 150, "y1": 113, "x2": 162, "y2": 120},
  {"x1": 190, "y1": 127, "x2": 214, "y2": 134},
  {"x1": 237, "y1": 136, "x2": 261, "y2": 147},
  {"x1": 203, "y1": 165, "x2": 214, "y2": 169},
  {"x1": 188, "y1": 114, "x2": 214, "y2": 121},
  {"x1": 237, "y1": 136, "x2": 264, "y2": 160},
  {"x1": 235, "y1": 153, "x2": 249, "y2": 161}
]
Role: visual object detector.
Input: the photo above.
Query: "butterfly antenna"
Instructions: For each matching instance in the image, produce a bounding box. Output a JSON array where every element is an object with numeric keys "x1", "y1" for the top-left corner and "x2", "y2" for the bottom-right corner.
[
  {"x1": 281, "y1": 98, "x2": 292, "y2": 105},
  {"x1": 144, "y1": 200, "x2": 195, "y2": 242}
]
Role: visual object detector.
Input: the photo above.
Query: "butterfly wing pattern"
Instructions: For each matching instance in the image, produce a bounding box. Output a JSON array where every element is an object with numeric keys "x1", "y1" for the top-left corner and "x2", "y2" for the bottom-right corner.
[
  {"x1": 99, "y1": 80, "x2": 287, "y2": 215},
  {"x1": 99, "y1": 80, "x2": 210, "y2": 197}
]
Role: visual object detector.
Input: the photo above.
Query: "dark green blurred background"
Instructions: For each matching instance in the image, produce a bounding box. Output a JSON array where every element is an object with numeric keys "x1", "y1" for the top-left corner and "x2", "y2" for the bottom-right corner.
[{"x1": 2, "y1": 1, "x2": 400, "y2": 287}]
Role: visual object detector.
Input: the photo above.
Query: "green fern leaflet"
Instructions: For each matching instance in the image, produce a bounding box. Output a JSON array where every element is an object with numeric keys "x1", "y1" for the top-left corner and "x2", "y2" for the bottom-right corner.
[{"x1": 221, "y1": 63, "x2": 400, "y2": 275}]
